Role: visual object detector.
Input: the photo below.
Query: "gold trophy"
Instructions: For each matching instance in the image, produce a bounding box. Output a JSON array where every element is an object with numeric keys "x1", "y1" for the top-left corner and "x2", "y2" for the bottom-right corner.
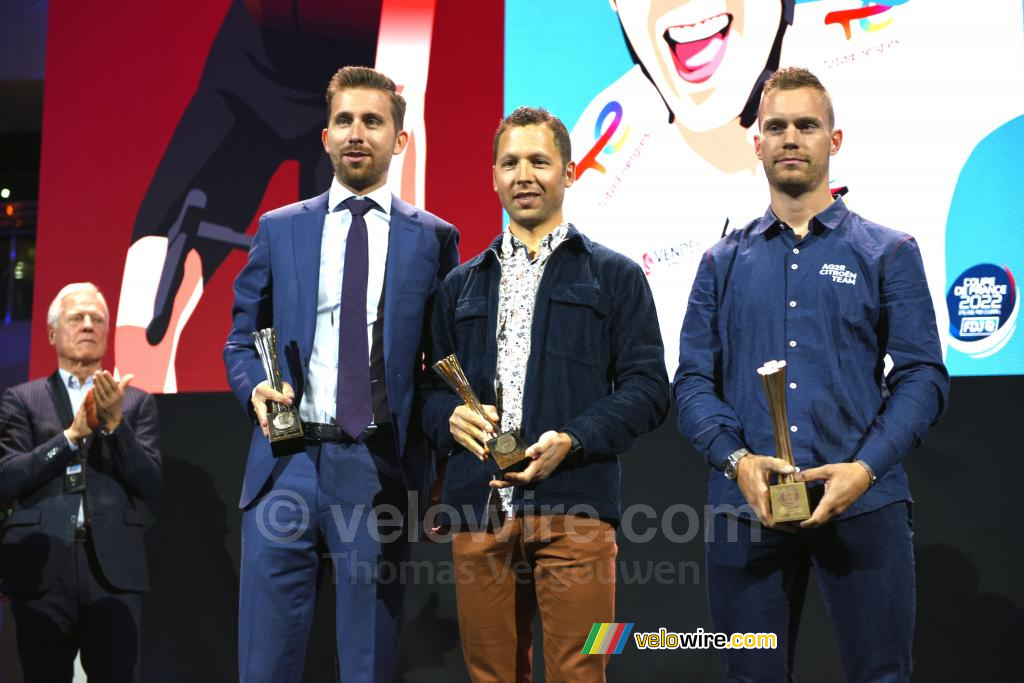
[
  {"x1": 252, "y1": 328, "x2": 304, "y2": 444},
  {"x1": 432, "y1": 354, "x2": 527, "y2": 472},
  {"x1": 758, "y1": 360, "x2": 810, "y2": 522}
]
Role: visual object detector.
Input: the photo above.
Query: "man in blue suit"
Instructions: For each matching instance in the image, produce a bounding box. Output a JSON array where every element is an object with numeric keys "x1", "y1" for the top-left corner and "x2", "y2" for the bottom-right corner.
[
  {"x1": 0, "y1": 282, "x2": 161, "y2": 682},
  {"x1": 224, "y1": 66, "x2": 459, "y2": 683}
]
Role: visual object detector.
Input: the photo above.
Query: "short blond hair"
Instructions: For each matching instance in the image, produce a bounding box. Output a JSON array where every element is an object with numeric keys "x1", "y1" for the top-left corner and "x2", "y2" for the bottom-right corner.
[{"x1": 760, "y1": 66, "x2": 835, "y2": 129}]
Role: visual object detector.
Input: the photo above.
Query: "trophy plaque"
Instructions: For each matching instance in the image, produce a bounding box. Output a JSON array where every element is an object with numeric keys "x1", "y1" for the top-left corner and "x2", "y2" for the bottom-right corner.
[
  {"x1": 252, "y1": 328, "x2": 304, "y2": 444},
  {"x1": 432, "y1": 354, "x2": 528, "y2": 472},
  {"x1": 758, "y1": 360, "x2": 811, "y2": 523}
]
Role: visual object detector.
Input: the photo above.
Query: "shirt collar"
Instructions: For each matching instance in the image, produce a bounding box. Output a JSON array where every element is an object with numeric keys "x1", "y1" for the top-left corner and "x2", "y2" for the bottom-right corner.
[
  {"x1": 752, "y1": 196, "x2": 850, "y2": 237},
  {"x1": 499, "y1": 223, "x2": 571, "y2": 260},
  {"x1": 482, "y1": 223, "x2": 588, "y2": 264},
  {"x1": 58, "y1": 368, "x2": 93, "y2": 391},
  {"x1": 327, "y1": 177, "x2": 392, "y2": 218}
]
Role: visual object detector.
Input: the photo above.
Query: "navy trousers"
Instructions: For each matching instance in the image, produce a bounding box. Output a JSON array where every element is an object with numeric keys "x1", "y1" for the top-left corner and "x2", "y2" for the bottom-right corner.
[
  {"x1": 706, "y1": 501, "x2": 915, "y2": 683},
  {"x1": 238, "y1": 436, "x2": 408, "y2": 683},
  {"x1": 10, "y1": 538, "x2": 142, "y2": 683}
]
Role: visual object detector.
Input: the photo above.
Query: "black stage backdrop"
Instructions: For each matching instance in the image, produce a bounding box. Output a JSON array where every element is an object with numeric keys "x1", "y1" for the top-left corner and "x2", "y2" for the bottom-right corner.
[{"x1": 116, "y1": 375, "x2": 1022, "y2": 682}]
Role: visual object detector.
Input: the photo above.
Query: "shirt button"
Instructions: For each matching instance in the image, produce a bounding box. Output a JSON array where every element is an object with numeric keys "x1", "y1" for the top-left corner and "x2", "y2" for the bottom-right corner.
[
  {"x1": 789, "y1": 300, "x2": 797, "y2": 308},
  {"x1": 789, "y1": 382, "x2": 797, "y2": 389},
  {"x1": 789, "y1": 340, "x2": 797, "y2": 348},
  {"x1": 792, "y1": 248, "x2": 800, "y2": 255},
  {"x1": 791, "y1": 263, "x2": 799, "y2": 270},
  {"x1": 790, "y1": 425, "x2": 798, "y2": 433}
]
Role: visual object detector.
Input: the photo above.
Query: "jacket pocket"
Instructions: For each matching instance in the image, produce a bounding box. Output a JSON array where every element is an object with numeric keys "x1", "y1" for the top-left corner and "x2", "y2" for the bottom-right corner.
[
  {"x1": 123, "y1": 508, "x2": 145, "y2": 526},
  {"x1": 454, "y1": 296, "x2": 489, "y2": 362},
  {"x1": 2, "y1": 508, "x2": 42, "y2": 527},
  {"x1": 545, "y1": 284, "x2": 610, "y2": 365},
  {"x1": 455, "y1": 296, "x2": 488, "y2": 320}
]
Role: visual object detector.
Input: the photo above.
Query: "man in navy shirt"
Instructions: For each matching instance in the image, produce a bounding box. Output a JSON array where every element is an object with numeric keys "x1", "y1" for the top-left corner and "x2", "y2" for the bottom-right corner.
[{"x1": 674, "y1": 67, "x2": 948, "y2": 681}]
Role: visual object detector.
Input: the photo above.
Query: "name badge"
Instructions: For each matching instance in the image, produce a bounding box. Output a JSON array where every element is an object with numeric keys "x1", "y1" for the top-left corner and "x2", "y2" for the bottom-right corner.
[{"x1": 63, "y1": 463, "x2": 85, "y2": 494}]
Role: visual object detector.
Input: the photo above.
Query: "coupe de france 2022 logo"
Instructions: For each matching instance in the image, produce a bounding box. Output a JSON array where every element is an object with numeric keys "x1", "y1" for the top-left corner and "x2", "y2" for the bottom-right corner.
[{"x1": 946, "y1": 264, "x2": 1018, "y2": 358}]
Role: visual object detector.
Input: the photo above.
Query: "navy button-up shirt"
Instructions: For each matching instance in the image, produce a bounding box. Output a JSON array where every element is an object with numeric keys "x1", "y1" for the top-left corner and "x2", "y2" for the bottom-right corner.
[{"x1": 673, "y1": 198, "x2": 949, "y2": 518}]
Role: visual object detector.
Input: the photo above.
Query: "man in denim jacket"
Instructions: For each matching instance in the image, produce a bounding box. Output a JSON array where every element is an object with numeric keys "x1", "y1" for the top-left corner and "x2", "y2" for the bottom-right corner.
[{"x1": 421, "y1": 107, "x2": 669, "y2": 682}]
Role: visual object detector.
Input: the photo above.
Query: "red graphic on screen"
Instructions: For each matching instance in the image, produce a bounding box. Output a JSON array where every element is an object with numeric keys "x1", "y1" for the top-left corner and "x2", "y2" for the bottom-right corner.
[
  {"x1": 34, "y1": 0, "x2": 503, "y2": 392},
  {"x1": 825, "y1": 4, "x2": 893, "y2": 40}
]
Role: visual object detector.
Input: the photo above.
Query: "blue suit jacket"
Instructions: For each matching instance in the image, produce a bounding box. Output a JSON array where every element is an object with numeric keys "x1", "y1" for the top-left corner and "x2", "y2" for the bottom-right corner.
[
  {"x1": 223, "y1": 190, "x2": 459, "y2": 512},
  {"x1": 0, "y1": 373, "x2": 162, "y2": 593}
]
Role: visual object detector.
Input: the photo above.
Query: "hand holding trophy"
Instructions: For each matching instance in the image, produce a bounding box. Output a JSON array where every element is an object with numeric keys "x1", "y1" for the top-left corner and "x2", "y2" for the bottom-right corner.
[
  {"x1": 432, "y1": 354, "x2": 527, "y2": 471},
  {"x1": 758, "y1": 360, "x2": 811, "y2": 523},
  {"x1": 252, "y1": 328, "x2": 304, "y2": 444}
]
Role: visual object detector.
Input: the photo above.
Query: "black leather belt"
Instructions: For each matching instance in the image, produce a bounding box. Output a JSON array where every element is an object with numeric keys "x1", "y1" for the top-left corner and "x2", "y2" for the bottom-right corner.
[
  {"x1": 302, "y1": 422, "x2": 392, "y2": 444},
  {"x1": 73, "y1": 525, "x2": 89, "y2": 543}
]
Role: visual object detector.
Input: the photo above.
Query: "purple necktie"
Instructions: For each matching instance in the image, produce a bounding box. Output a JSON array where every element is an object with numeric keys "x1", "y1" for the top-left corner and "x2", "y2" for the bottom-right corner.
[{"x1": 336, "y1": 196, "x2": 376, "y2": 438}]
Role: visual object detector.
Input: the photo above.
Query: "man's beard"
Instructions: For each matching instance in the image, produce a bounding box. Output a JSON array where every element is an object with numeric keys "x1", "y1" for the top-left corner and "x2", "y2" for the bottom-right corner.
[
  {"x1": 332, "y1": 152, "x2": 390, "y2": 192},
  {"x1": 766, "y1": 162, "x2": 826, "y2": 197}
]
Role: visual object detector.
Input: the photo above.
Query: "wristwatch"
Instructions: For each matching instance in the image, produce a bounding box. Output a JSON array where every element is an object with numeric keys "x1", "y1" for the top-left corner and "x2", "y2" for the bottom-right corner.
[
  {"x1": 567, "y1": 433, "x2": 583, "y2": 458},
  {"x1": 723, "y1": 448, "x2": 751, "y2": 480}
]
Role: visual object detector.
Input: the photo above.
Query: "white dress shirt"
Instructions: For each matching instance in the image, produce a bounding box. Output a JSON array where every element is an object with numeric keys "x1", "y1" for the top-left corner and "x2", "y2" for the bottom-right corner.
[
  {"x1": 59, "y1": 368, "x2": 91, "y2": 527},
  {"x1": 299, "y1": 178, "x2": 393, "y2": 424}
]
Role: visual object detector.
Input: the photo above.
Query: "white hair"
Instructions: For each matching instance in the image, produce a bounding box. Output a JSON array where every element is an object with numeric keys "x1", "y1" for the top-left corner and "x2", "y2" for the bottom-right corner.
[{"x1": 47, "y1": 282, "x2": 109, "y2": 329}]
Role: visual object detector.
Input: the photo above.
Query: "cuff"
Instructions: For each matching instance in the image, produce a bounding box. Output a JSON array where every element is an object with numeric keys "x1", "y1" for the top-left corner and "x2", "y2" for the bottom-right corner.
[
  {"x1": 707, "y1": 429, "x2": 746, "y2": 470},
  {"x1": 562, "y1": 429, "x2": 584, "y2": 465},
  {"x1": 852, "y1": 435, "x2": 898, "y2": 480}
]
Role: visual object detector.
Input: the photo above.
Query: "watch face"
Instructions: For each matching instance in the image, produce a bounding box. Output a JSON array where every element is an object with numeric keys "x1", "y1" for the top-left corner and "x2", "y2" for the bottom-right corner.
[{"x1": 724, "y1": 459, "x2": 736, "y2": 479}]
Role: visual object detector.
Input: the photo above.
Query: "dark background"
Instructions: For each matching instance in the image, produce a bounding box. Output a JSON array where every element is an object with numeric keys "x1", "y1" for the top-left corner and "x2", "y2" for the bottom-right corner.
[
  {"x1": 128, "y1": 377, "x2": 1024, "y2": 681},
  {"x1": 5, "y1": 378, "x2": 1022, "y2": 681}
]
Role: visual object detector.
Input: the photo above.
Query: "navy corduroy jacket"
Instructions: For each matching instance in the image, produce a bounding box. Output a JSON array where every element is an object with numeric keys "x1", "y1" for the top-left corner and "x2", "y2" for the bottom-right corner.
[{"x1": 420, "y1": 226, "x2": 669, "y2": 526}]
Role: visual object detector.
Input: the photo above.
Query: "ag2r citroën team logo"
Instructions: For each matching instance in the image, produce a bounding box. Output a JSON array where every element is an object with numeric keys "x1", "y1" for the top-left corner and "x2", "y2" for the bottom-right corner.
[{"x1": 946, "y1": 264, "x2": 1018, "y2": 359}]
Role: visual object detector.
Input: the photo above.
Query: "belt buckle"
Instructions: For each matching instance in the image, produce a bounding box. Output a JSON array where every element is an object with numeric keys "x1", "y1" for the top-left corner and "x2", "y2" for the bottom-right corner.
[
  {"x1": 74, "y1": 526, "x2": 88, "y2": 543},
  {"x1": 359, "y1": 424, "x2": 378, "y2": 442}
]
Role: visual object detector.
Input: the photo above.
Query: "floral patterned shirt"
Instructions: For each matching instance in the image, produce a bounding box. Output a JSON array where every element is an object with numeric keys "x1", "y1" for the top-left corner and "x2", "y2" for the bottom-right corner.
[{"x1": 493, "y1": 223, "x2": 570, "y2": 513}]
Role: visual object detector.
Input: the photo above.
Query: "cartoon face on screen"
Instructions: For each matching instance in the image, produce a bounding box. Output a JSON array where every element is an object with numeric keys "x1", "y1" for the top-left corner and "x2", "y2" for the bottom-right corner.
[{"x1": 614, "y1": 0, "x2": 784, "y2": 131}]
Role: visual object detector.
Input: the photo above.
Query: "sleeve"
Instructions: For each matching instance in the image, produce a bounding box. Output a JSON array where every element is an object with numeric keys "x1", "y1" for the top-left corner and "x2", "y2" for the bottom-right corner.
[
  {"x1": 852, "y1": 236, "x2": 950, "y2": 476},
  {"x1": 559, "y1": 258, "x2": 671, "y2": 459},
  {"x1": 223, "y1": 213, "x2": 275, "y2": 420},
  {"x1": 104, "y1": 391, "x2": 162, "y2": 500},
  {"x1": 419, "y1": 271, "x2": 463, "y2": 455},
  {"x1": 672, "y1": 248, "x2": 749, "y2": 470},
  {"x1": 0, "y1": 388, "x2": 76, "y2": 499}
]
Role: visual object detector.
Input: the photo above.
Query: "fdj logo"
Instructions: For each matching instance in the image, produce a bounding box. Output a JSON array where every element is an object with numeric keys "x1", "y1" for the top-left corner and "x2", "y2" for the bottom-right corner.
[
  {"x1": 946, "y1": 263, "x2": 1018, "y2": 359},
  {"x1": 575, "y1": 101, "x2": 630, "y2": 180}
]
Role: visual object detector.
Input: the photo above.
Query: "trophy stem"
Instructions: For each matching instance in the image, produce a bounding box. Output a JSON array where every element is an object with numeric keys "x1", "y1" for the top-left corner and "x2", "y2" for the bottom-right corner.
[
  {"x1": 252, "y1": 327, "x2": 304, "y2": 449},
  {"x1": 432, "y1": 354, "x2": 528, "y2": 471},
  {"x1": 758, "y1": 360, "x2": 809, "y2": 522}
]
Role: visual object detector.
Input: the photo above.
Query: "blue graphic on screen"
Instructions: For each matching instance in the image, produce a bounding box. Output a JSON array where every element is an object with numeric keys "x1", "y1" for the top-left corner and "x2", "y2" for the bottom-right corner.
[
  {"x1": 505, "y1": 1, "x2": 631, "y2": 122},
  {"x1": 944, "y1": 116, "x2": 1024, "y2": 376},
  {"x1": 506, "y1": 1, "x2": 1024, "y2": 378}
]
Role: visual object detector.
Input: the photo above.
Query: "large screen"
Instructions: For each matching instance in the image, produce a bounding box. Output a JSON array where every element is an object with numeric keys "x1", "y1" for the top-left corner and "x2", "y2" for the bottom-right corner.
[
  {"x1": 507, "y1": 0, "x2": 1024, "y2": 377},
  {"x1": 32, "y1": 1, "x2": 1024, "y2": 390}
]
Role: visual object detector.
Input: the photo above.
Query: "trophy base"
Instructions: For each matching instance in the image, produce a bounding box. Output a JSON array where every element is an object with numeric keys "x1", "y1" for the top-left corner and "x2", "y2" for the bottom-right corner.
[
  {"x1": 268, "y1": 406, "x2": 304, "y2": 444},
  {"x1": 770, "y1": 481, "x2": 811, "y2": 523},
  {"x1": 486, "y1": 430, "x2": 528, "y2": 472}
]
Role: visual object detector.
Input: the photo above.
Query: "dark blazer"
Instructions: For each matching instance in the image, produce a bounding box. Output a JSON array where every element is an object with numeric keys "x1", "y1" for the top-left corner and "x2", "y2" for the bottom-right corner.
[
  {"x1": 420, "y1": 227, "x2": 670, "y2": 526},
  {"x1": 0, "y1": 372, "x2": 162, "y2": 593},
  {"x1": 223, "y1": 190, "x2": 460, "y2": 513}
]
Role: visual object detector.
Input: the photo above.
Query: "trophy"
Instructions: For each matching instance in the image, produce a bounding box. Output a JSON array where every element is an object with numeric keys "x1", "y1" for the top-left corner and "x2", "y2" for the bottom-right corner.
[
  {"x1": 432, "y1": 354, "x2": 527, "y2": 471},
  {"x1": 757, "y1": 360, "x2": 811, "y2": 522},
  {"x1": 252, "y1": 328, "x2": 304, "y2": 444}
]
